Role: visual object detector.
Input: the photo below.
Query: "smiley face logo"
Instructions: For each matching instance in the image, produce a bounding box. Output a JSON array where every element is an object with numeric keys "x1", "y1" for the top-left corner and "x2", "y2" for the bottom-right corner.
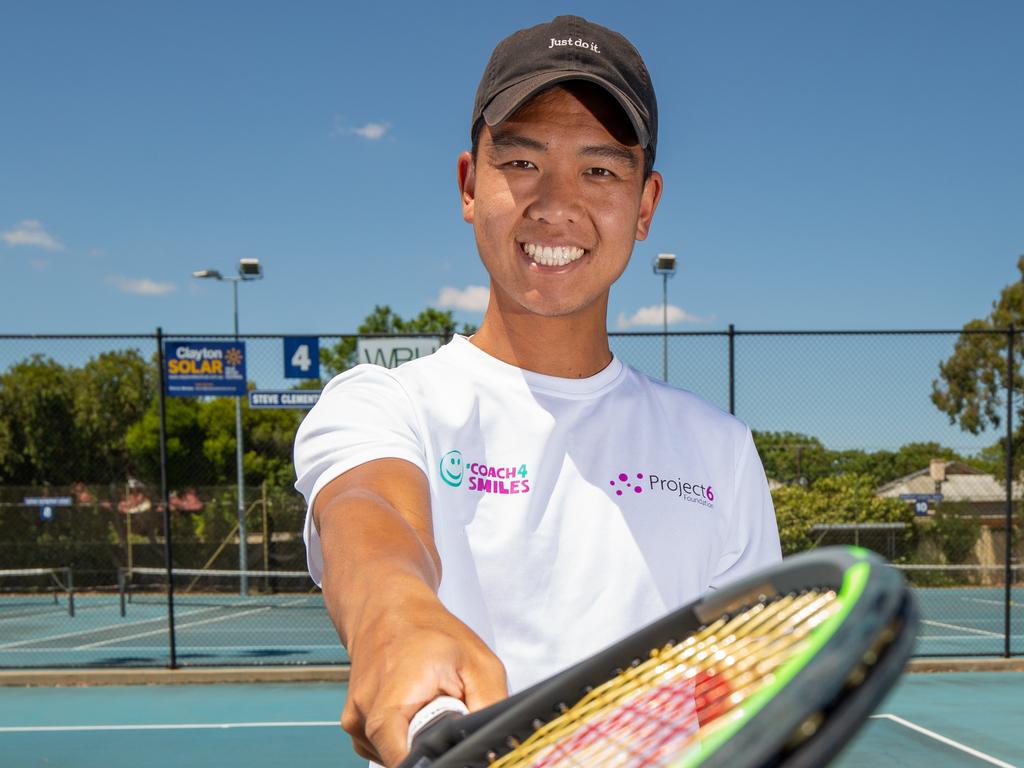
[{"x1": 440, "y1": 450, "x2": 464, "y2": 487}]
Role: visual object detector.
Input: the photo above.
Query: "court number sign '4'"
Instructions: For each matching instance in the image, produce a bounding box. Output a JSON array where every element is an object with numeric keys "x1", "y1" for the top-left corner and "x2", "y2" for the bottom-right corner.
[{"x1": 284, "y1": 336, "x2": 320, "y2": 379}]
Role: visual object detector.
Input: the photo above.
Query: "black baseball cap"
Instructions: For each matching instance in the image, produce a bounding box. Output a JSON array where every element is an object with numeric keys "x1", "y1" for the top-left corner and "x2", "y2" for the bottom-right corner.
[{"x1": 472, "y1": 15, "x2": 657, "y2": 161}]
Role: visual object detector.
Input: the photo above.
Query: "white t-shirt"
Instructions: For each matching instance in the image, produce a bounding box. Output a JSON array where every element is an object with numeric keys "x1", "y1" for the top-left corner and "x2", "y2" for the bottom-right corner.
[{"x1": 294, "y1": 335, "x2": 780, "y2": 693}]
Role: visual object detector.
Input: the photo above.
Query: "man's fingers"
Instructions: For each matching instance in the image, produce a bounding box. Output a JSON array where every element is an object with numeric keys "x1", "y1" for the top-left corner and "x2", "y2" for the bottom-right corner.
[
  {"x1": 365, "y1": 708, "x2": 416, "y2": 768},
  {"x1": 461, "y1": 653, "x2": 509, "y2": 712}
]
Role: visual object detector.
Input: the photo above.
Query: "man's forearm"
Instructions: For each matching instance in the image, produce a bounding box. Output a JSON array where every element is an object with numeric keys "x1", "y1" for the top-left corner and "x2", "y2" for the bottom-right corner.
[{"x1": 316, "y1": 487, "x2": 442, "y2": 653}]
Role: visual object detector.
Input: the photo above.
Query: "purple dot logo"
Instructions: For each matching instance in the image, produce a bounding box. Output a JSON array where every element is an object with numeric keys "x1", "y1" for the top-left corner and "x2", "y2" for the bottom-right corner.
[{"x1": 609, "y1": 471, "x2": 645, "y2": 496}]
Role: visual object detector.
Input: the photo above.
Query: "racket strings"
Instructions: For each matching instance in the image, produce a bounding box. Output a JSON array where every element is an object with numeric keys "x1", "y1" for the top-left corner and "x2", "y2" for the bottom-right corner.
[{"x1": 488, "y1": 589, "x2": 839, "y2": 768}]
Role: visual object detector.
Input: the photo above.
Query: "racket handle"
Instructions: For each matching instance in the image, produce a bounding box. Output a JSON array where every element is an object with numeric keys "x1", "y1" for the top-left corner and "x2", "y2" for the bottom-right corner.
[{"x1": 406, "y1": 696, "x2": 469, "y2": 749}]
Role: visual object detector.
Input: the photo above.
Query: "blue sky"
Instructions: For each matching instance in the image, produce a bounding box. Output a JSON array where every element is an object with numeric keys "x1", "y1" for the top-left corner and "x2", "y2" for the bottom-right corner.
[{"x1": 2, "y1": 0, "x2": 1021, "y2": 338}]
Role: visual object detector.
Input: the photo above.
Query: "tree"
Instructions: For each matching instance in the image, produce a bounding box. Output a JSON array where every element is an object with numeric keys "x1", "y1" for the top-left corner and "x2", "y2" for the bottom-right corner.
[
  {"x1": 320, "y1": 305, "x2": 477, "y2": 376},
  {"x1": 932, "y1": 255, "x2": 1024, "y2": 479},
  {"x1": 0, "y1": 355, "x2": 80, "y2": 484},
  {"x1": 751, "y1": 431, "x2": 830, "y2": 486},
  {"x1": 72, "y1": 349, "x2": 156, "y2": 482},
  {"x1": 753, "y1": 432, "x2": 971, "y2": 488},
  {"x1": 770, "y1": 474, "x2": 915, "y2": 556}
]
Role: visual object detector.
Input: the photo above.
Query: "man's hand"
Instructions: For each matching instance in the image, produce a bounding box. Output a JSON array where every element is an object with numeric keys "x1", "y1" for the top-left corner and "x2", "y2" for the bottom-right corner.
[{"x1": 342, "y1": 591, "x2": 507, "y2": 766}]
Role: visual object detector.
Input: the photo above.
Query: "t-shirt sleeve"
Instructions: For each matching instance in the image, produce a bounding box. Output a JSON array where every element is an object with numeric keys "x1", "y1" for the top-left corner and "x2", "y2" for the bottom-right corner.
[
  {"x1": 707, "y1": 426, "x2": 782, "y2": 590},
  {"x1": 293, "y1": 365, "x2": 427, "y2": 585}
]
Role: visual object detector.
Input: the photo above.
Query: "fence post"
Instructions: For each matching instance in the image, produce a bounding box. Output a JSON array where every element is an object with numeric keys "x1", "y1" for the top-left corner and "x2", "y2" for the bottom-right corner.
[
  {"x1": 1005, "y1": 323, "x2": 1015, "y2": 658},
  {"x1": 728, "y1": 324, "x2": 736, "y2": 416},
  {"x1": 156, "y1": 327, "x2": 177, "y2": 668}
]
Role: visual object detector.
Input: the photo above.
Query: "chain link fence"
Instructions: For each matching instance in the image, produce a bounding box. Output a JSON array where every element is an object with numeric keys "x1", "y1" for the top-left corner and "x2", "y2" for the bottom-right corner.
[{"x1": 0, "y1": 329, "x2": 1019, "y2": 667}]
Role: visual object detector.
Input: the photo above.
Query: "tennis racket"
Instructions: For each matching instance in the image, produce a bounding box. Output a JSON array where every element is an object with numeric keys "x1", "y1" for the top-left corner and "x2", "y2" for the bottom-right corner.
[{"x1": 400, "y1": 546, "x2": 917, "y2": 768}]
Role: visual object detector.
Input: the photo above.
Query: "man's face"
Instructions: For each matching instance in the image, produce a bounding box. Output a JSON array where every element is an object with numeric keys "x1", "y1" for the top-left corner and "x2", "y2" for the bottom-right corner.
[{"x1": 458, "y1": 83, "x2": 662, "y2": 321}]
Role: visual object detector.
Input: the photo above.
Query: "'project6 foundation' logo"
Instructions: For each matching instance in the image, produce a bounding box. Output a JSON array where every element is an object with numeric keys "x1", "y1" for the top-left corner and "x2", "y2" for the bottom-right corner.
[
  {"x1": 440, "y1": 450, "x2": 464, "y2": 487},
  {"x1": 609, "y1": 470, "x2": 715, "y2": 508}
]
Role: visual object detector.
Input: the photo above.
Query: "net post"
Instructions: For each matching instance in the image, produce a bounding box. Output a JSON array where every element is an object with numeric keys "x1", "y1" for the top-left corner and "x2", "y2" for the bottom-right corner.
[
  {"x1": 66, "y1": 567, "x2": 74, "y2": 617},
  {"x1": 118, "y1": 567, "x2": 127, "y2": 618},
  {"x1": 1005, "y1": 322, "x2": 1015, "y2": 659},
  {"x1": 157, "y1": 327, "x2": 178, "y2": 668}
]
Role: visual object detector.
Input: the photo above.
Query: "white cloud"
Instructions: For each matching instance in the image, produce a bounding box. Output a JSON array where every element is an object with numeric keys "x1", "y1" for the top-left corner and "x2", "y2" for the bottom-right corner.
[
  {"x1": 107, "y1": 276, "x2": 176, "y2": 296},
  {"x1": 2, "y1": 220, "x2": 65, "y2": 251},
  {"x1": 351, "y1": 121, "x2": 390, "y2": 140},
  {"x1": 616, "y1": 304, "x2": 705, "y2": 329},
  {"x1": 437, "y1": 285, "x2": 489, "y2": 313}
]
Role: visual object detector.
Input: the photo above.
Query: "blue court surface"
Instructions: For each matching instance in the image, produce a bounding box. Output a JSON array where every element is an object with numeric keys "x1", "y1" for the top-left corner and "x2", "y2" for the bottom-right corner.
[
  {"x1": 1, "y1": 673, "x2": 1021, "y2": 767},
  {"x1": 0, "y1": 591, "x2": 348, "y2": 667},
  {"x1": 1, "y1": 583, "x2": 1020, "y2": 667}
]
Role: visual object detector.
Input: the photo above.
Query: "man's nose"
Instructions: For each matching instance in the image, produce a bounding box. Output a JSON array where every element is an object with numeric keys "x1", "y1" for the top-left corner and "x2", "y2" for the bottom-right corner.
[{"x1": 525, "y1": 171, "x2": 582, "y2": 225}]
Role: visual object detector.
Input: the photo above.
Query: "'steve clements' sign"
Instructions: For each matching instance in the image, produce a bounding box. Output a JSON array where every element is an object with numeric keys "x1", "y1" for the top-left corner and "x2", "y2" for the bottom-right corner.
[
  {"x1": 248, "y1": 390, "x2": 321, "y2": 409},
  {"x1": 164, "y1": 341, "x2": 247, "y2": 397}
]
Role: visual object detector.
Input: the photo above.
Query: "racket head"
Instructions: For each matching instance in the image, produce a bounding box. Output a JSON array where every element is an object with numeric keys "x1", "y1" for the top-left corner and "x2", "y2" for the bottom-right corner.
[{"x1": 403, "y1": 546, "x2": 917, "y2": 768}]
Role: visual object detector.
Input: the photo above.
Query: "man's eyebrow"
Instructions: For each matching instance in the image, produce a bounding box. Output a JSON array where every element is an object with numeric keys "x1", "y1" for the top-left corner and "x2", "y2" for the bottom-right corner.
[
  {"x1": 487, "y1": 133, "x2": 547, "y2": 153},
  {"x1": 579, "y1": 144, "x2": 640, "y2": 169}
]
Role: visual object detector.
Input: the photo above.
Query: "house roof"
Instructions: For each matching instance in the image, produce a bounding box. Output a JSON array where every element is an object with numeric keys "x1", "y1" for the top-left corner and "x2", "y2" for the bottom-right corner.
[{"x1": 875, "y1": 461, "x2": 1022, "y2": 503}]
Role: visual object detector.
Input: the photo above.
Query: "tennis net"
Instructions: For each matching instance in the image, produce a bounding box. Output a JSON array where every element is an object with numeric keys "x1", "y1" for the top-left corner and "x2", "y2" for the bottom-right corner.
[
  {"x1": 117, "y1": 566, "x2": 318, "y2": 617},
  {"x1": 0, "y1": 567, "x2": 75, "y2": 616},
  {"x1": 894, "y1": 562, "x2": 1022, "y2": 587}
]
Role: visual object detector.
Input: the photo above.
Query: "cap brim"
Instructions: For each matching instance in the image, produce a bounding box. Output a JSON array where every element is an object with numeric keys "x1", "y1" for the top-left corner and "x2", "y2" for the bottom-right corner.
[{"x1": 481, "y1": 70, "x2": 650, "y2": 149}]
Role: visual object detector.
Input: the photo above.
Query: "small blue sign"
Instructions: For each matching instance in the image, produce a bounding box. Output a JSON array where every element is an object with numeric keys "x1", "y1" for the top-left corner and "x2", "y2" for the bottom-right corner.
[
  {"x1": 40, "y1": 506, "x2": 54, "y2": 521},
  {"x1": 284, "y1": 336, "x2": 319, "y2": 379},
  {"x1": 165, "y1": 341, "x2": 247, "y2": 397},
  {"x1": 24, "y1": 496, "x2": 73, "y2": 507}
]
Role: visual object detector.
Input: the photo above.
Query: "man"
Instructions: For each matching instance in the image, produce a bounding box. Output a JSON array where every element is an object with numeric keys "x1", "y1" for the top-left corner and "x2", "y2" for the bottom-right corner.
[{"x1": 294, "y1": 15, "x2": 781, "y2": 767}]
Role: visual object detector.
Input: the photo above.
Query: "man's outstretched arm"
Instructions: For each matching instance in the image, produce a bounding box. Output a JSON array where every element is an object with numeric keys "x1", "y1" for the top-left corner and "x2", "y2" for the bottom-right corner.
[{"x1": 314, "y1": 457, "x2": 508, "y2": 767}]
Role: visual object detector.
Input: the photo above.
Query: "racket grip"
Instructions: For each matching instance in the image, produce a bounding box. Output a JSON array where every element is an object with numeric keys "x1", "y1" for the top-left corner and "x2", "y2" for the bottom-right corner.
[{"x1": 406, "y1": 696, "x2": 469, "y2": 749}]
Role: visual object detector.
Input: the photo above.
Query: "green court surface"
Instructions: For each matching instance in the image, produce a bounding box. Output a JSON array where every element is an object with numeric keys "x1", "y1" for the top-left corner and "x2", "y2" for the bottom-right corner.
[{"x1": 1, "y1": 673, "x2": 1021, "y2": 767}]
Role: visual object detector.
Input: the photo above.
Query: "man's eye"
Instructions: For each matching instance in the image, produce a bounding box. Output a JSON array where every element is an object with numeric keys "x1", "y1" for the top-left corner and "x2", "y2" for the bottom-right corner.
[
  {"x1": 506, "y1": 160, "x2": 537, "y2": 170},
  {"x1": 585, "y1": 167, "x2": 615, "y2": 177}
]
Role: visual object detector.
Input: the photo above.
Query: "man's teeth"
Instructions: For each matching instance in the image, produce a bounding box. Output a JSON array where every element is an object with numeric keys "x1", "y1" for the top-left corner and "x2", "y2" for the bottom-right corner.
[{"x1": 522, "y1": 243, "x2": 586, "y2": 266}]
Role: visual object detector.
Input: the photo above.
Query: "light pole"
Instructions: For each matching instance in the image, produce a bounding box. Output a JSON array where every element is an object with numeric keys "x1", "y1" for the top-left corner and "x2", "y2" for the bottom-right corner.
[
  {"x1": 652, "y1": 253, "x2": 677, "y2": 381},
  {"x1": 192, "y1": 259, "x2": 263, "y2": 593}
]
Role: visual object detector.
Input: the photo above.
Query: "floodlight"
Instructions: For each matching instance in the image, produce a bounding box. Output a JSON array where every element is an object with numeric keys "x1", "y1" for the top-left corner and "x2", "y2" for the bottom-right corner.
[
  {"x1": 238, "y1": 258, "x2": 263, "y2": 279},
  {"x1": 192, "y1": 269, "x2": 223, "y2": 280},
  {"x1": 652, "y1": 253, "x2": 677, "y2": 276}
]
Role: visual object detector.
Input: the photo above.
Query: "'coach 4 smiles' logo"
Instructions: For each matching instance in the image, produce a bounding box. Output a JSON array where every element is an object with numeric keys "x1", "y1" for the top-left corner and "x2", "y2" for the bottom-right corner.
[{"x1": 440, "y1": 450, "x2": 464, "y2": 487}]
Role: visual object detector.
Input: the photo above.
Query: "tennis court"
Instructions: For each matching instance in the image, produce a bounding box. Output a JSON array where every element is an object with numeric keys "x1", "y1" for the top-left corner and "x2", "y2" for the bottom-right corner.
[
  {"x1": 1, "y1": 673, "x2": 1020, "y2": 767},
  {"x1": 1, "y1": 564, "x2": 1020, "y2": 667},
  {"x1": 0, "y1": 567, "x2": 347, "y2": 668}
]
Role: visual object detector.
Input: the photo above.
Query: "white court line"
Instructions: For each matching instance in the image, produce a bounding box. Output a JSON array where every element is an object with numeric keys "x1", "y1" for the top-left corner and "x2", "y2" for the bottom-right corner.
[
  {"x1": 922, "y1": 619, "x2": 1003, "y2": 638},
  {"x1": 871, "y1": 714, "x2": 1017, "y2": 768},
  {"x1": 0, "y1": 721, "x2": 337, "y2": 733},
  {"x1": 966, "y1": 597, "x2": 1024, "y2": 609},
  {"x1": 74, "y1": 597, "x2": 312, "y2": 649},
  {"x1": 0, "y1": 606, "x2": 222, "y2": 650}
]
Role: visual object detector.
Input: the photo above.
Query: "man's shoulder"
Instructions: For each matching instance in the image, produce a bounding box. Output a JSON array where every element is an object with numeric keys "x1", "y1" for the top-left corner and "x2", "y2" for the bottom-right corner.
[{"x1": 621, "y1": 364, "x2": 749, "y2": 437}]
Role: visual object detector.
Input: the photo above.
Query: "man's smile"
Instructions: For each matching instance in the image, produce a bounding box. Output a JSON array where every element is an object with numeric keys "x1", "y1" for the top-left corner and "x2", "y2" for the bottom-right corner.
[{"x1": 519, "y1": 241, "x2": 587, "y2": 267}]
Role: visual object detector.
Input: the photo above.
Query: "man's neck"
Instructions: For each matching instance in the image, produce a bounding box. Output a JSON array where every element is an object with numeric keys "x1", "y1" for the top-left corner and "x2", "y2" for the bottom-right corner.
[{"x1": 470, "y1": 302, "x2": 613, "y2": 379}]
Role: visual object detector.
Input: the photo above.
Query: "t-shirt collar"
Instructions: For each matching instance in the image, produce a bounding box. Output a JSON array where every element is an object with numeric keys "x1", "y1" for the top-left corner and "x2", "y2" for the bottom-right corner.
[{"x1": 450, "y1": 334, "x2": 625, "y2": 397}]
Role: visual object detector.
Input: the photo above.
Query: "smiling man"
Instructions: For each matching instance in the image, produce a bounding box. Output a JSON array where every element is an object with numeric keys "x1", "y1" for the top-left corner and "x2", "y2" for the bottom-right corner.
[{"x1": 294, "y1": 15, "x2": 780, "y2": 767}]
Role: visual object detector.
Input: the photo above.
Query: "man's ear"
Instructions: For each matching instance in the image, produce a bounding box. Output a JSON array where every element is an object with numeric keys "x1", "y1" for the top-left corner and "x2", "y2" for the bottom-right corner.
[
  {"x1": 634, "y1": 170, "x2": 663, "y2": 241},
  {"x1": 457, "y1": 151, "x2": 476, "y2": 224}
]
